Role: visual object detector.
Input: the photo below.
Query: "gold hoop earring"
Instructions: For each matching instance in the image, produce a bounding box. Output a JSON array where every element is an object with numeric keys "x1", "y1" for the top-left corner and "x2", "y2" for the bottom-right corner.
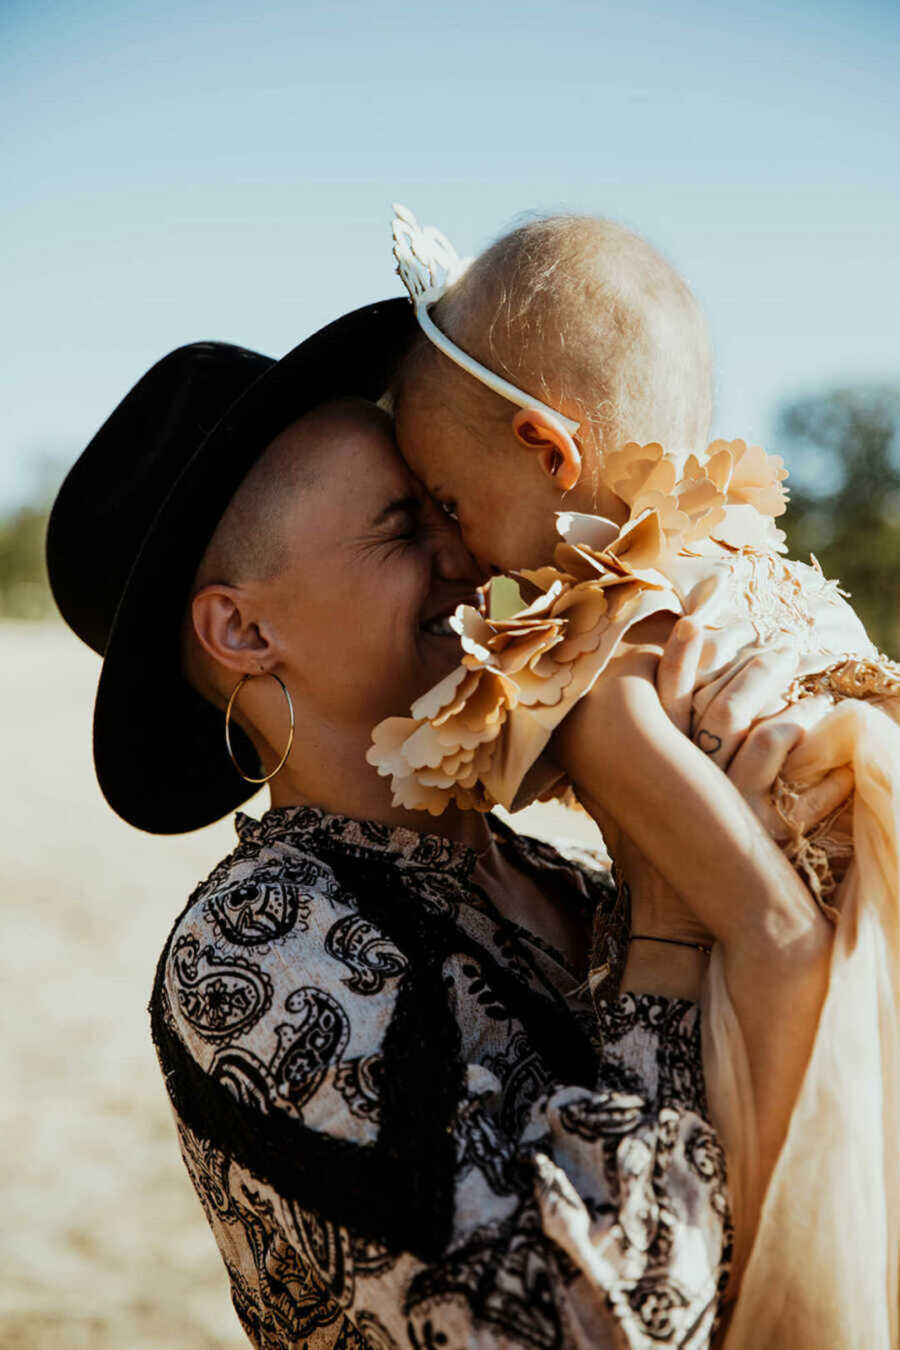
[{"x1": 224, "y1": 672, "x2": 295, "y2": 784}]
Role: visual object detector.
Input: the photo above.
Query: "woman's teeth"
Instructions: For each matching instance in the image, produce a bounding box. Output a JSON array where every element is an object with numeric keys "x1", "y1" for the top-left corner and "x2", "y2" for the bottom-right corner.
[{"x1": 421, "y1": 615, "x2": 456, "y2": 637}]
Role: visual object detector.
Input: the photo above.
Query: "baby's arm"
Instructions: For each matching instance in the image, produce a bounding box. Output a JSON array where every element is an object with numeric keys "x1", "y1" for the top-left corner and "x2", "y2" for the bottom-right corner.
[{"x1": 551, "y1": 635, "x2": 833, "y2": 1201}]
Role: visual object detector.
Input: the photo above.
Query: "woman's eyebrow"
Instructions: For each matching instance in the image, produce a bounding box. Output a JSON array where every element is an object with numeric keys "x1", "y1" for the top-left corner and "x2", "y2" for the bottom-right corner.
[{"x1": 371, "y1": 495, "x2": 419, "y2": 527}]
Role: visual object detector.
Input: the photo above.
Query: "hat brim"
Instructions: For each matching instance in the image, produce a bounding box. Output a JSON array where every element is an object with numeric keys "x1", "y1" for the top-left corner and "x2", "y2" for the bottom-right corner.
[{"x1": 93, "y1": 298, "x2": 416, "y2": 833}]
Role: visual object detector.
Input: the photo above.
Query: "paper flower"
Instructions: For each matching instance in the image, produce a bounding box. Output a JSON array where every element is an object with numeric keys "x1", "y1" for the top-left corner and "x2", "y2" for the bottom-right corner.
[
  {"x1": 603, "y1": 441, "x2": 680, "y2": 506},
  {"x1": 696, "y1": 438, "x2": 789, "y2": 517},
  {"x1": 367, "y1": 663, "x2": 518, "y2": 815}
]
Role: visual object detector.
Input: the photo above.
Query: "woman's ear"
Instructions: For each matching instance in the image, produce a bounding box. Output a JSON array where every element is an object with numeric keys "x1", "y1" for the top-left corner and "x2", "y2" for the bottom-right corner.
[
  {"x1": 511, "y1": 408, "x2": 582, "y2": 491},
  {"x1": 191, "y1": 585, "x2": 271, "y2": 675}
]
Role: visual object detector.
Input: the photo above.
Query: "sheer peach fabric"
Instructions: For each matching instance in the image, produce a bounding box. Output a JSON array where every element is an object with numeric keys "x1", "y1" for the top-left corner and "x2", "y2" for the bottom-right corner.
[{"x1": 706, "y1": 696, "x2": 900, "y2": 1347}]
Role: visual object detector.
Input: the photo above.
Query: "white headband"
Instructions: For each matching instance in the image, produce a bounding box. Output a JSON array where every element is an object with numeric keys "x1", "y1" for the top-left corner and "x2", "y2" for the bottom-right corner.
[{"x1": 391, "y1": 204, "x2": 581, "y2": 435}]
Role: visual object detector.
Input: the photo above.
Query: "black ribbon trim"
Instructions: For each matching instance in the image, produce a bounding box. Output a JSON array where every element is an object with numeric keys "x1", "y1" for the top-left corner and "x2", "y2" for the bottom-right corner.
[{"x1": 150, "y1": 847, "x2": 599, "y2": 1262}]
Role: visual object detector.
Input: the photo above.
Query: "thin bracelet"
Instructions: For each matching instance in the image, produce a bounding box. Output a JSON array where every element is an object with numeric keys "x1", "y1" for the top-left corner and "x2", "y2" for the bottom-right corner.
[{"x1": 631, "y1": 934, "x2": 713, "y2": 955}]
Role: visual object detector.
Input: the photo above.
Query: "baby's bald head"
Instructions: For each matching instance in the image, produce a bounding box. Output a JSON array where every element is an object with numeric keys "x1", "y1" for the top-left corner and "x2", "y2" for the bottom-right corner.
[{"x1": 425, "y1": 214, "x2": 713, "y2": 455}]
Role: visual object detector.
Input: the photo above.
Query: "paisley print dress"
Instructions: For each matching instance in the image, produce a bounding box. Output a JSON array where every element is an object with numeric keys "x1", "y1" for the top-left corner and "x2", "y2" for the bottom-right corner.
[{"x1": 150, "y1": 806, "x2": 731, "y2": 1349}]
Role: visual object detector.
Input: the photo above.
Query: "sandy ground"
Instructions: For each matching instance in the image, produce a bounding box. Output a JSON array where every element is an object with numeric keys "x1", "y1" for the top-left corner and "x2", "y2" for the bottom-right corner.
[{"x1": 0, "y1": 621, "x2": 602, "y2": 1350}]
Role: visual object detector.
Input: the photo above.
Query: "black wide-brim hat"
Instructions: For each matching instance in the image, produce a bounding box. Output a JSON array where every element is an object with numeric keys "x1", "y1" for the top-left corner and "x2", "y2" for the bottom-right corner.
[{"x1": 46, "y1": 298, "x2": 416, "y2": 834}]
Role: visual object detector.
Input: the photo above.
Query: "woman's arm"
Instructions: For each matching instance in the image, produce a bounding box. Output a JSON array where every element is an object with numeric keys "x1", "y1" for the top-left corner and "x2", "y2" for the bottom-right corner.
[
  {"x1": 552, "y1": 631, "x2": 835, "y2": 1198},
  {"x1": 619, "y1": 619, "x2": 849, "y2": 997}
]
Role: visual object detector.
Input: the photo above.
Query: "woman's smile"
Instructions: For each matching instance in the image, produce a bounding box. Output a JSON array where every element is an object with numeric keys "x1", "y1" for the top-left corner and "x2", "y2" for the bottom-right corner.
[{"x1": 419, "y1": 592, "x2": 481, "y2": 639}]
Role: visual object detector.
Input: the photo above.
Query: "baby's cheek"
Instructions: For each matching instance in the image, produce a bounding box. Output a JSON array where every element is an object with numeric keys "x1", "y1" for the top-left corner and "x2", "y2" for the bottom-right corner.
[
  {"x1": 462, "y1": 513, "x2": 516, "y2": 575},
  {"x1": 462, "y1": 484, "x2": 508, "y2": 540}
]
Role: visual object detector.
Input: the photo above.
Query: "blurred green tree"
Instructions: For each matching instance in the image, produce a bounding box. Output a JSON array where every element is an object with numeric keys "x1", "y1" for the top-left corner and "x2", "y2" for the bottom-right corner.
[
  {"x1": 0, "y1": 503, "x2": 54, "y2": 619},
  {"x1": 779, "y1": 384, "x2": 900, "y2": 658}
]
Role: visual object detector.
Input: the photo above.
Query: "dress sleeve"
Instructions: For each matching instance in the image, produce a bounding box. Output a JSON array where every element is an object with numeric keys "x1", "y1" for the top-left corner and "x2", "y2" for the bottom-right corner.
[{"x1": 153, "y1": 878, "x2": 729, "y2": 1350}]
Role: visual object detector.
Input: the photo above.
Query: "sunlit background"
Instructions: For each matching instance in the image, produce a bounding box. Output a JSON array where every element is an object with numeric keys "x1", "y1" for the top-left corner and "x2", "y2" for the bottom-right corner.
[{"x1": 2, "y1": 0, "x2": 898, "y2": 1345}]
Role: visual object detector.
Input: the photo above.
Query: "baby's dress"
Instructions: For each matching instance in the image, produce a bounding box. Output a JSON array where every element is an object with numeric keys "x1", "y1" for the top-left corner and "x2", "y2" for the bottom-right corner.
[{"x1": 369, "y1": 439, "x2": 900, "y2": 1347}]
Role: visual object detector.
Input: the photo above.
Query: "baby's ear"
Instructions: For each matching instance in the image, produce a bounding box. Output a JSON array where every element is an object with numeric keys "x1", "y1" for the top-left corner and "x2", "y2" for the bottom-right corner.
[{"x1": 512, "y1": 408, "x2": 582, "y2": 491}]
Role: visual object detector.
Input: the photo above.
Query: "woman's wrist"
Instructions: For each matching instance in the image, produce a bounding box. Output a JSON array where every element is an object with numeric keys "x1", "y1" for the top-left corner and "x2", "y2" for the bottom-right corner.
[
  {"x1": 621, "y1": 939, "x2": 709, "y2": 1001},
  {"x1": 620, "y1": 847, "x2": 715, "y2": 949}
]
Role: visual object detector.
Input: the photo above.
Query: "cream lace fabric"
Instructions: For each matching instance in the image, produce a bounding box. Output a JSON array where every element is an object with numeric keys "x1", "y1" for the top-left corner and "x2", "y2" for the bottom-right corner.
[{"x1": 369, "y1": 439, "x2": 900, "y2": 1346}]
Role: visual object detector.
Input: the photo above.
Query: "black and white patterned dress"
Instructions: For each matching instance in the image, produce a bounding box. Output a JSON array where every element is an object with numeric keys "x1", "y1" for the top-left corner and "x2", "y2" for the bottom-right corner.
[{"x1": 150, "y1": 806, "x2": 730, "y2": 1350}]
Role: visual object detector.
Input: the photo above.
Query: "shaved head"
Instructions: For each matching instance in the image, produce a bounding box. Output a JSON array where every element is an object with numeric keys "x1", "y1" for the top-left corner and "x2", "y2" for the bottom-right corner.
[
  {"x1": 195, "y1": 397, "x2": 387, "y2": 587},
  {"x1": 418, "y1": 214, "x2": 713, "y2": 455},
  {"x1": 196, "y1": 422, "x2": 319, "y2": 587}
]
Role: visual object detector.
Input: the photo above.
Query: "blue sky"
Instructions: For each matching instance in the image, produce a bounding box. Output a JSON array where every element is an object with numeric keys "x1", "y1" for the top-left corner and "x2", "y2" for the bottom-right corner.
[{"x1": 2, "y1": 0, "x2": 898, "y2": 508}]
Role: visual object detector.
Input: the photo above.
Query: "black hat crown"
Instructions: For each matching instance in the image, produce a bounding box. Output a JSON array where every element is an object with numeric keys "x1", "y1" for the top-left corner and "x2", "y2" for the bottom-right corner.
[{"x1": 48, "y1": 343, "x2": 272, "y2": 657}]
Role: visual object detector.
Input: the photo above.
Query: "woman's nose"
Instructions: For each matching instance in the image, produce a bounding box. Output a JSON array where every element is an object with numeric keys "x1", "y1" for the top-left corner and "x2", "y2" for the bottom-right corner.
[{"x1": 432, "y1": 518, "x2": 486, "y2": 584}]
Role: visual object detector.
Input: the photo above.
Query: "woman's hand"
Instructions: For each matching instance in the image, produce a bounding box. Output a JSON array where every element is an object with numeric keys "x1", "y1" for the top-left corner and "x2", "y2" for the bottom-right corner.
[
  {"x1": 554, "y1": 613, "x2": 840, "y2": 958},
  {"x1": 727, "y1": 700, "x2": 854, "y2": 840},
  {"x1": 610, "y1": 624, "x2": 849, "y2": 994},
  {"x1": 657, "y1": 619, "x2": 854, "y2": 838},
  {"x1": 656, "y1": 619, "x2": 796, "y2": 763}
]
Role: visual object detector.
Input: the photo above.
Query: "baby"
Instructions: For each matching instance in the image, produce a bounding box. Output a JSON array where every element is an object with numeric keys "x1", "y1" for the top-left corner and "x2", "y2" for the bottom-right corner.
[
  {"x1": 375, "y1": 209, "x2": 896, "y2": 890},
  {"x1": 370, "y1": 206, "x2": 900, "y2": 1348}
]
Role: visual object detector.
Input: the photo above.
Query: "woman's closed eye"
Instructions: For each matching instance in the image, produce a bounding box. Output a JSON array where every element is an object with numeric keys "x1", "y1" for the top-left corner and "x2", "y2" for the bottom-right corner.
[
  {"x1": 356, "y1": 495, "x2": 437, "y2": 560},
  {"x1": 391, "y1": 503, "x2": 446, "y2": 549},
  {"x1": 389, "y1": 512, "x2": 421, "y2": 544}
]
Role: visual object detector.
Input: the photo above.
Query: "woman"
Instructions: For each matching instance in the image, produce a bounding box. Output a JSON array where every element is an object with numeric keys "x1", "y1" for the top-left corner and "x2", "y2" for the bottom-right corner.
[{"x1": 46, "y1": 301, "x2": 836, "y2": 1349}]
